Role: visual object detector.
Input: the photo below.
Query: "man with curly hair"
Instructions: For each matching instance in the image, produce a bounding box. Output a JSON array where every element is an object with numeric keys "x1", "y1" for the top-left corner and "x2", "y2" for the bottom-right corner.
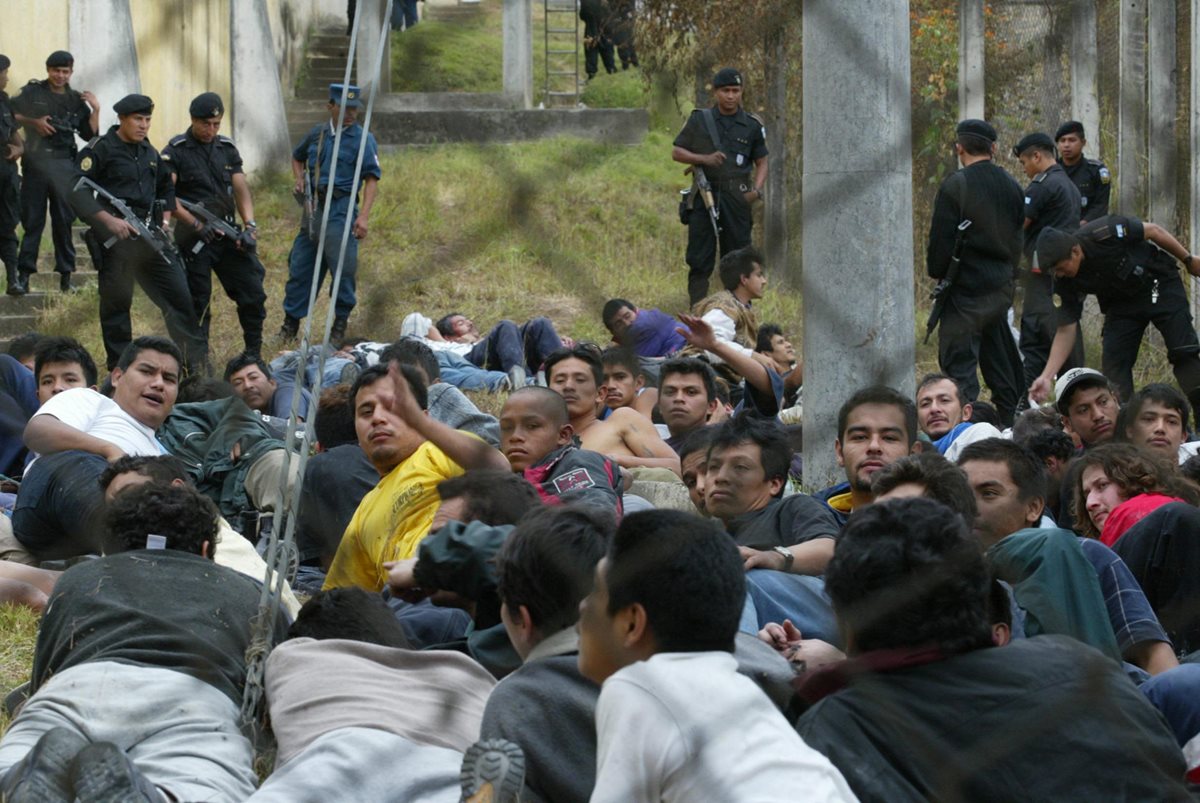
[{"x1": 0, "y1": 482, "x2": 288, "y2": 802}]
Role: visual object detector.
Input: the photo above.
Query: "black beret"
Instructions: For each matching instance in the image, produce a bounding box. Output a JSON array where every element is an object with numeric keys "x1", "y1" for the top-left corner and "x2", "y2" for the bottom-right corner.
[
  {"x1": 113, "y1": 94, "x2": 154, "y2": 116},
  {"x1": 45, "y1": 50, "x2": 74, "y2": 68},
  {"x1": 189, "y1": 92, "x2": 224, "y2": 119},
  {"x1": 711, "y1": 68, "x2": 743, "y2": 89},
  {"x1": 1055, "y1": 120, "x2": 1085, "y2": 141},
  {"x1": 1034, "y1": 227, "x2": 1077, "y2": 274},
  {"x1": 956, "y1": 118, "x2": 997, "y2": 143},
  {"x1": 0, "y1": 55, "x2": 10, "y2": 73},
  {"x1": 1012, "y1": 132, "x2": 1055, "y2": 157}
]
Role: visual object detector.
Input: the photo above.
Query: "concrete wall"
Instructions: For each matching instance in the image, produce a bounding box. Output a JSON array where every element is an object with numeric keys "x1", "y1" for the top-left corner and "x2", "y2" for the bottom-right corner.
[
  {"x1": 1, "y1": 0, "x2": 71, "y2": 89},
  {"x1": 129, "y1": 0, "x2": 232, "y2": 141},
  {"x1": 2, "y1": 0, "x2": 338, "y2": 171}
]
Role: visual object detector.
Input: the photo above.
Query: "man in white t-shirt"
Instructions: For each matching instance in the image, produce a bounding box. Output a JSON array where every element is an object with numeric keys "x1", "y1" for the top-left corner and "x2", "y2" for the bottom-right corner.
[
  {"x1": 12, "y1": 336, "x2": 179, "y2": 560},
  {"x1": 576, "y1": 509, "x2": 857, "y2": 803}
]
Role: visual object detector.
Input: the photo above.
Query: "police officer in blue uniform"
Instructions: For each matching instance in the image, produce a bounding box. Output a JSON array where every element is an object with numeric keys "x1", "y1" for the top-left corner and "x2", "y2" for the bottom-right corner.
[
  {"x1": 163, "y1": 92, "x2": 267, "y2": 358},
  {"x1": 10, "y1": 51, "x2": 98, "y2": 293},
  {"x1": 280, "y1": 83, "x2": 381, "y2": 345},
  {"x1": 1031, "y1": 217, "x2": 1200, "y2": 428},
  {"x1": 1013, "y1": 131, "x2": 1083, "y2": 397},
  {"x1": 70, "y1": 94, "x2": 208, "y2": 374},
  {"x1": 1055, "y1": 121, "x2": 1111, "y2": 225},
  {"x1": 672, "y1": 67, "x2": 768, "y2": 306},
  {"x1": 0, "y1": 55, "x2": 25, "y2": 295}
]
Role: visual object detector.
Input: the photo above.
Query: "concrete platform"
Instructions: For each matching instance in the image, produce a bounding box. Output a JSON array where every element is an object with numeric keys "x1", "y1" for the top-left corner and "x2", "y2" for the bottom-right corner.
[{"x1": 371, "y1": 106, "x2": 648, "y2": 145}]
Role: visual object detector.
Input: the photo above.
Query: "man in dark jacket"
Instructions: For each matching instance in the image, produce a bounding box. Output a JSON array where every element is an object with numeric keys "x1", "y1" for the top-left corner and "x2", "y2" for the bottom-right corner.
[
  {"x1": 796, "y1": 498, "x2": 1190, "y2": 801},
  {"x1": 926, "y1": 119, "x2": 1025, "y2": 427}
]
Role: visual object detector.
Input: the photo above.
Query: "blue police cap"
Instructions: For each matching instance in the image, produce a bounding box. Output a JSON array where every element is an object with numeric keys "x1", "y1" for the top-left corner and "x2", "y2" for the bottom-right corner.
[{"x1": 329, "y1": 83, "x2": 362, "y2": 108}]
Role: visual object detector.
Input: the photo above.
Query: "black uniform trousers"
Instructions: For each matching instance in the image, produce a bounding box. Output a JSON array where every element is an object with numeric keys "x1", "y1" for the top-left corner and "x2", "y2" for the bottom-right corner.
[
  {"x1": 178, "y1": 233, "x2": 267, "y2": 356},
  {"x1": 1020, "y1": 273, "x2": 1084, "y2": 394},
  {"x1": 583, "y1": 18, "x2": 616, "y2": 77},
  {"x1": 18, "y1": 155, "x2": 76, "y2": 275},
  {"x1": 1100, "y1": 276, "x2": 1200, "y2": 428},
  {"x1": 86, "y1": 231, "x2": 208, "y2": 374},
  {"x1": 937, "y1": 284, "x2": 1024, "y2": 427},
  {"x1": 686, "y1": 187, "x2": 752, "y2": 306},
  {"x1": 0, "y1": 162, "x2": 18, "y2": 277}
]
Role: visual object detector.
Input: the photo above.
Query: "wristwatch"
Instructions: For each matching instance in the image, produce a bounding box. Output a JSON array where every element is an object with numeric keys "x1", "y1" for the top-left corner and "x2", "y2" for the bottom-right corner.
[{"x1": 771, "y1": 545, "x2": 794, "y2": 571}]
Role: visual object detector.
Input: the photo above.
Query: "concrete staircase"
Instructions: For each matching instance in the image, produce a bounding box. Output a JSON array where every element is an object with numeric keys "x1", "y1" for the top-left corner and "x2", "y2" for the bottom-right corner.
[
  {"x1": 285, "y1": 3, "x2": 647, "y2": 148},
  {"x1": 0, "y1": 227, "x2": 97, "y2": 350},
  {"x1": 288, "y1": 30, "x2": 359, "y2": 143}
]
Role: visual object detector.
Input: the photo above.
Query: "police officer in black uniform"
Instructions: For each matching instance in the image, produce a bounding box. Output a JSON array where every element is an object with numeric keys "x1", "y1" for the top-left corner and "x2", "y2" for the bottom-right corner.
[
  {"x1": 162, "y1": 92, "x2": 266, "y2": 358},
  {"x1": 1055, "y1": 120, "x2": 1111, "y2": 225},
  {"x1": 70, "y1": 94, "x2": 207, "y2": 374},
  {"x1": 1013, "y1": 131, "x2": 1083, "y2": 397},
  {"x1": 1031, "y1": 217, "x2": 1200, "y2": 428},
  {"x1": 580, "y1": 0, "x2": 617, "y2": 80},
  {"x1": 10, "y1": 51, "x2": 98, "y2": 293},
  {"x1": 0, "y1": 55, "x2": 25, "y2": 296},
  {"x1": 672, "y1": 67, "x2": 768, "y2": 306},
  {"x1": 926, "y1": 119, "x2": 1025, "y2": 427}
]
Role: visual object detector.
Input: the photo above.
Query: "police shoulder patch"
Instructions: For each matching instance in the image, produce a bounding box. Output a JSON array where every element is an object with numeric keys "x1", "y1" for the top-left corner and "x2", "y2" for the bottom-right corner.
[
  {"x1": 1115, "y1": 223, "x2": 1127, "y2": 238},
  {"x1": 161, "y1": 152, "x2": 172, "y2": 162},
  {"x1": 1099, "y1": 166, "x2": 1111, "y2": 184},
  {"x1": 79, "y1": 155, "x2": 93, "y2": 171}
]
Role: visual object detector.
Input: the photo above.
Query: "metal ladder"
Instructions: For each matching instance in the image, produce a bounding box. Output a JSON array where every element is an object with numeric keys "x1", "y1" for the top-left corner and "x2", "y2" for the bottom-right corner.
[{"x1": 544, "y1": 0, "x2": 580, "y2": 106}]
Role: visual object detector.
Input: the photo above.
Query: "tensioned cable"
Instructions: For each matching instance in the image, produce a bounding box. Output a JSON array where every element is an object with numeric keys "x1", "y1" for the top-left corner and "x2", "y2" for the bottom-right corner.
[{"x1": 239, "y1": 0, "x2": 394, "y2": 730}]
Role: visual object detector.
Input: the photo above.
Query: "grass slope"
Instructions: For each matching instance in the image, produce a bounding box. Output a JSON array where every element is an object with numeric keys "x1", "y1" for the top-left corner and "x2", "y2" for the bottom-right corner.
[{"x1": 34, "y1": 130, "x2": 802, "y2": 373}]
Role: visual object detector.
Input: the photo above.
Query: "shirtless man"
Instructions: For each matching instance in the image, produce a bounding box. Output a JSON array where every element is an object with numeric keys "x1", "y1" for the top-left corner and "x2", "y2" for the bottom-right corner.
[{"x1": 545, "y1": 346, "x2": 681, "y2": 477}]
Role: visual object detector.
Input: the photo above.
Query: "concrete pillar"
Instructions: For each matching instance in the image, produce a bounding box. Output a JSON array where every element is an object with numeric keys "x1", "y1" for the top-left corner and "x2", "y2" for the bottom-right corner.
[
  {"x1": 958, "y1": 0, "x2": 985, "y2": 120},
  {"x1": 356, "y1": 0, "x2": 392, "y2": 95},
  {"x1": 502, "y1": 0, "x2": 533, "y2": 109},
  {"x1": 1191, "y1": 0, "x2": 1200, "y2": 322},
  {"x1": 1118, "y1": 0, "x2": 1147, "y2": 216},
  {"x1": 763, "y1": 29, "x2": 788, "y2": 282},
  {"x1": 1147, "y1": 0, "x2": 1177, "y2": 228},
  {"x1": 232, "y1": 0, "x2": 293, "y2": 172},
  {"x1": 68, "y1": 0, "x2": 140, "y2": 133},
  {"x1": 1070, "y1": 0, "x2": 1100, "y2": 159},
  {"x1": 801, "y1": 0, "x2": 915, "y2": 489}
]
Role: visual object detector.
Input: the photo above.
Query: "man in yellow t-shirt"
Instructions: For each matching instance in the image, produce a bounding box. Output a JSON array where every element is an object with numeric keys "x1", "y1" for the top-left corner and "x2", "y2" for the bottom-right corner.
[{"x1": 323, "y1": 362, "x2": 510, "y2": 591}]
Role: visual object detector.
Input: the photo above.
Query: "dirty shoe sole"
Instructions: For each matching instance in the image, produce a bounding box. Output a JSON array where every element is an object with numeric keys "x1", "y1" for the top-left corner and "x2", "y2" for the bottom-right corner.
[{"x1": 460, "y1": 739, "x2": 525, "y2": 803}]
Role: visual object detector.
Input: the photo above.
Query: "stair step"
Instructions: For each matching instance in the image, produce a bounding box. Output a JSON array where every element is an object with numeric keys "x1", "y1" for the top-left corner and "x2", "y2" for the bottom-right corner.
[
  {"x1": 27, "y1": 271, "x2": 97, "y2": 291},
  {"x1": 0, "y1": 313, "x2": 44, "y2": 338}
]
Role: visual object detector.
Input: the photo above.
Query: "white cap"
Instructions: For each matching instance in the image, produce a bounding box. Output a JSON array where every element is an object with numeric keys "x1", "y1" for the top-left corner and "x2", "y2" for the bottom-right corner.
[{"x1": 1054, "y1": 368, "x2": 1108, "y2": 413}]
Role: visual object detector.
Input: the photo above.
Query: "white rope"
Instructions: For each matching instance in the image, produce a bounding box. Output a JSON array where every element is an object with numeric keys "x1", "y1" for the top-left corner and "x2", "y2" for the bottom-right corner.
[{"x1": 239, "y1": 0, "x2": 395, "y2": 730}]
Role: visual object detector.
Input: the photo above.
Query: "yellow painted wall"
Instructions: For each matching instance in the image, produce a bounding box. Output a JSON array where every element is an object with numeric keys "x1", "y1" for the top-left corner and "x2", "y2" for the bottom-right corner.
[
  {"x1": 1, "y1": 0, "x2": 71, "y2": 90},
  {"x1": 129, "y1": 0, "x2": 233, "y2": 144}
]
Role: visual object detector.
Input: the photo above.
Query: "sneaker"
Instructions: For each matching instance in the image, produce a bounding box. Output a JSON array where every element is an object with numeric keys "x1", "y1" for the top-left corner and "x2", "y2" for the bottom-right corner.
[
  {"x1": 339, "y1": 362, "x2": 361, "y2": 384},
  {"x1": 0, "y1": 727, "x2": 87, "y2": 802},
  {"x1": 507, "y1": 366, "x2": 527, "y2": 389},
  {"x1": 70, "y1": 742, "x2": 167, "y2": 803},
  {"x1": 460, "y1": 739, "x2": 525, "y2": 803},
  {"x1": 277, "y1": 315, "x2": 300, "y2": 342}
]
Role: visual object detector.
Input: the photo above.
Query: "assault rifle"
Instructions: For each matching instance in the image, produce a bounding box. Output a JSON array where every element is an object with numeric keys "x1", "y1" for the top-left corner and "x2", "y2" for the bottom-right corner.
[
  {"x1": 924, "y1": 219, "x2": 973, "y2": 344},
  {"x1": 179, "y1": 199, "x2": 256, "y2": 254},
  {"x1": 689, "y1": 165, "x2": 720, "y2": 241},
  {"x1": 293, "y1": 172, "x2": 318, "y2": 242},
  {"x1": 73, "y1": 176, "x2": 170, "y2": 253}
]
